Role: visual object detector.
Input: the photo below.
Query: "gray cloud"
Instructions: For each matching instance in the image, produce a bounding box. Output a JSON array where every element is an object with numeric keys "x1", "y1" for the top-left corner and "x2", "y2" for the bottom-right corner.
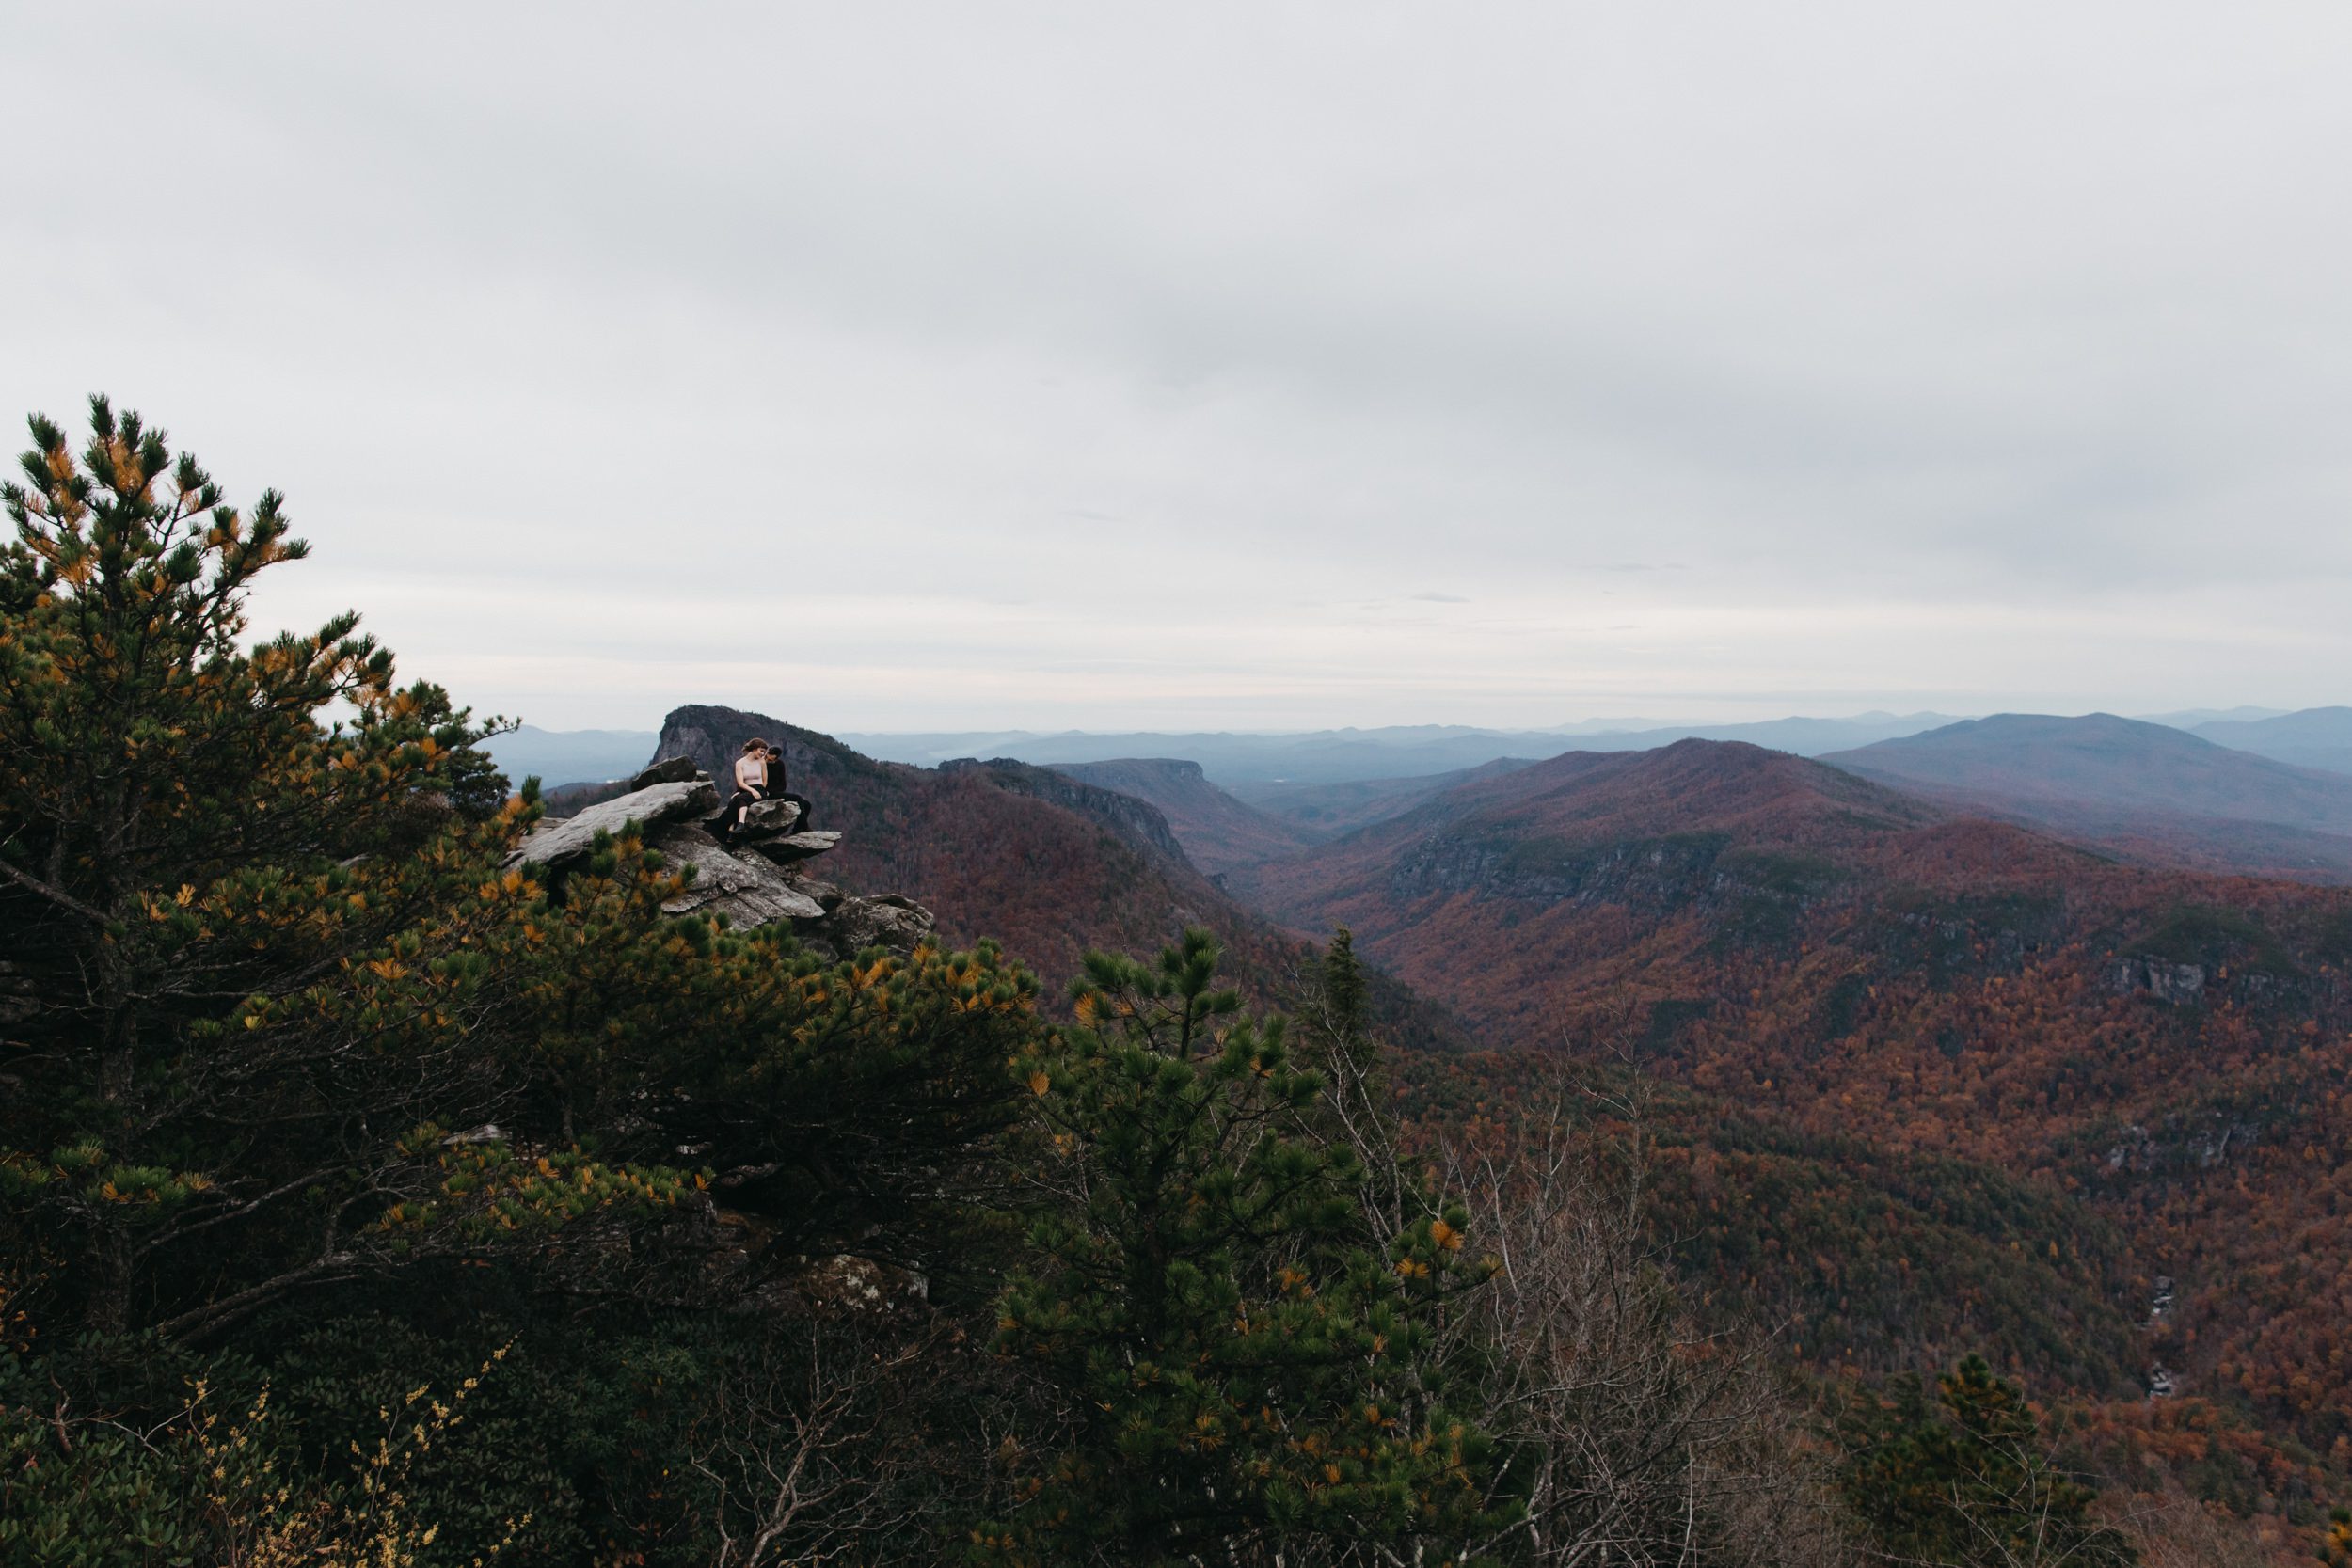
[{"x1": 3, "y1": 1, "x2": 2347, "y2": 731}]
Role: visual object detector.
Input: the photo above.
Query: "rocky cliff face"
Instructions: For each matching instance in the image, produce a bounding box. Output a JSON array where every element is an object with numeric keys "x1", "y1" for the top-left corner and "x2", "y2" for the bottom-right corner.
[
  {"x1": 1389, "y1": 828, "x2": 1732, "y2": 908},
  {"x1": 508, "y1": 756, "x2": 934, "y2": 960},
  {"x1": 1048, "y1": 757, "x2": 1317, "y2": 877}
]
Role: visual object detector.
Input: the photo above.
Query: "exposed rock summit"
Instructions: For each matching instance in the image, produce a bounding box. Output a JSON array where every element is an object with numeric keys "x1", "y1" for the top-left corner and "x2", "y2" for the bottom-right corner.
[{"x1": 507, "y1": 763, "x2": 933, "y2": 959}]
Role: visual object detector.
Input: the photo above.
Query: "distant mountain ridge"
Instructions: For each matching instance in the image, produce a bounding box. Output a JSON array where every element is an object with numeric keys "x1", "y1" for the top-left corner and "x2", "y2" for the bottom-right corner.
[
  {"x1": 507, "y1": 705, "x2": 2352, "y2": 794},
  {"x1": 838, "y1": 712, "x2": 1966, "y2": 784},
  {"x1": 485, "y1": 724, "x2": 659, "y2": 789},
  {"x1": 2188, "y1": 705, "x2": 2352, "y2": 775},
  {"x1": 1230, "y1": 757, "x2": 1541, "y2": 843},
  {"x1": 1821, "y1": 713, "x2": 2352, "y2": 881}
]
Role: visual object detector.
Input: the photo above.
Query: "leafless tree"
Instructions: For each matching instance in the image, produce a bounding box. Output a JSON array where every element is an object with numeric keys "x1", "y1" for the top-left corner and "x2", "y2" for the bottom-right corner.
[
  {"x1": 1430, "y1": 1072, "x2": 1851, "y2": 1568},
  {"x1": 2128, "y1": 1498, "x2": 2275, "y2": 1568},
  {"x1": 687, "y1": 1320, "x2": 953, "y2": 1568}
]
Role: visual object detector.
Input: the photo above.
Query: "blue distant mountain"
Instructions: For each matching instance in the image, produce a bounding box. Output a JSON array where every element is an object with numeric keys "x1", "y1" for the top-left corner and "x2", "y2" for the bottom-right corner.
[
  {"x1": 484, "y1": 725, "x2": 658, "y2": 789},
  {"x1": 1824, "y1": 712, "x2": 2352, "y2": 881},
  {"x1": 2188, "y1": 706, "x2": 2352, "y2": 776},
  {"x1": 835, "y1": 713, "x2": 1963, "y2": 785}
]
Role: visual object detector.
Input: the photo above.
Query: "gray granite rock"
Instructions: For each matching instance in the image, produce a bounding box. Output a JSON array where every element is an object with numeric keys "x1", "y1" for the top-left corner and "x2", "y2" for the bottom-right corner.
[
  {"x1": 655, "y1": 825, "x2": 825, "y2": 925},
  {"x1": 509, "y1": 779, "x2": 720, "y2": 870},
  {"x1": 733, "y1": 797, "x2": 803, "y2": 839},
  {"x1": 631, "y1": 755, "x2": 704, "y2": 790},
  {"x1": 787, "y1": 878, "x2": 846, "y2": 911},
  {"x1": 751, "y1": 830, "x2": 840, "y2": 864},
  {"x1": 813, "y1": 892, "x2": 935, "y2": 958}
]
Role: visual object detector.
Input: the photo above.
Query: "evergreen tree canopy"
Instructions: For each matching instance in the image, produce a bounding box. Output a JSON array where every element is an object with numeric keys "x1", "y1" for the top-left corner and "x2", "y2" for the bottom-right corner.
[
  {"x1": 0, "y1": 396, "x2": 530, "y2": 1338},
  {"x1": 986, "y1": 929, "x2": 1501, "y2": 1565},
  {"x1": 1837, "y1": 1354, "x2": 2137, "y2": 1567}
]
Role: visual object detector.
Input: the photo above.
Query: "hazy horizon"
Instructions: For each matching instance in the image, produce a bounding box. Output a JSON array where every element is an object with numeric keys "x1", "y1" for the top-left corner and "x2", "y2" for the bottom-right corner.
[
  {"x1": 512, "y1": 702, "x2": 2314, "y2": 741},
  {"x1": 8, "y1": 4, "x2": 2349, "y2": 732}
]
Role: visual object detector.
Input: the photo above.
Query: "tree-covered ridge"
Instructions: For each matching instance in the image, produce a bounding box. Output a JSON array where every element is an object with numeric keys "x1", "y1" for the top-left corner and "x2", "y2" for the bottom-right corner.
[{"x1": 1250, "y1": 734, "x2": 2352, "y2": 1464}]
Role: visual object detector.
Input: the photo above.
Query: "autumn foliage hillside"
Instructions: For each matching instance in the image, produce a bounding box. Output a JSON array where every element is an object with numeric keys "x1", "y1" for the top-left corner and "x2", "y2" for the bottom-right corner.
[{"x1": 1245, "y1": 739, "x2": 2352, "y2": 1464}]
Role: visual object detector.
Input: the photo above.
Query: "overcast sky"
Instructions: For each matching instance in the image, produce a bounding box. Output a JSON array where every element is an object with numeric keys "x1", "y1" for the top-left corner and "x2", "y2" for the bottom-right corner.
[{"x1": 6, "y1": 3, "x2": 2348, "y2": 733}]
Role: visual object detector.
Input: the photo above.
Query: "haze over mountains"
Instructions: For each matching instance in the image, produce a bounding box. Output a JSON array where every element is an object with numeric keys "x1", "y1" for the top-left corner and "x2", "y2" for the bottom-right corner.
[
  {"x1": 1230, "y1": 758, "x2": 1543, "y2": 844},
  {"x1": 836, "y1": 712, "x2": 1966, "y2": 784},
  {"x1": 495, "y1": 705, "x2": 2352, "y2": 795},
  {"x1": 485, "y1": 724, "x2": 662, "y2": 790},
  {"x1": 2186, "y1": 705, "x2": 2352, "y2": 775},
  {"x1": 494, "y1": 705, "x2": 2352, "y2": 888},
  {"x1": 1823, "y1": 713, "x2": 2352, "y2": 882}
]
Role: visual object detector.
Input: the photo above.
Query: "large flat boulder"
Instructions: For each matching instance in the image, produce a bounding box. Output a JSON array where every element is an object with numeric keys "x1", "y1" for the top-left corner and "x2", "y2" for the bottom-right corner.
[
  {"x1": 751, "y1": 831, "x2": 840, "y2": 864},
  {"x1": 631, "y1": 756, "x2": 704, "y2": 790},
  {"x1": 733, "y1": 798, "x2": 803, "y2": 839},
  {"x1": 786, "y1": 878, "x2": 846, "y2": 911},
  {"x1": 509, "y1": 779, "x2": 719, "y2": 870},
  {"x1": 654, "y1": 825, "x2": 825, "y2": 926}
]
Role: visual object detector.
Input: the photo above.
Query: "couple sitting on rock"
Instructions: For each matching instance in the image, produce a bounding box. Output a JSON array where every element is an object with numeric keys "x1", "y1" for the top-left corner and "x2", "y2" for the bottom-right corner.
[{"x1": 720, "y1": 737, "x2": 815, "y2": 844}]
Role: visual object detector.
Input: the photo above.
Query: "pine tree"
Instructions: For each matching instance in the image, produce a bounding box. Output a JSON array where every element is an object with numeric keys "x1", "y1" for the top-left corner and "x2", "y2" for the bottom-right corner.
[
  {"x1": 1294, "y1": 926, "x2": 1422, "y2": 1245},
  {"x1": 1837, "y1": 1354, "x2": 2137, "y2": 1566},
  {"x1": 984, "y1": 928, "x2": 1500, "y2": 1566},
  {"x1": 0, "y1": 400, "x2": 1060, "y2": 1563},
  {"x1": 0, "y1": 400, "x2": 1039, "y2": 1347},
  {"x1": 0, "y1": 397, "x2": 532, "y2": 1337}
]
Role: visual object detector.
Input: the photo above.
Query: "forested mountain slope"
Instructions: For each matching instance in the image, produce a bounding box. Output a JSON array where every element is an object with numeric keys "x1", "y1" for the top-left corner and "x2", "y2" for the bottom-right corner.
[{"x1": 1244, "y1": 738, "x2": 2352, "y2": 1456}]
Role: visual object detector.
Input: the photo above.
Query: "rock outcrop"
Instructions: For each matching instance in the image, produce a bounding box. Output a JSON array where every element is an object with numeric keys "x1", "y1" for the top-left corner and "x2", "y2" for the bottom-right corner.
[
  {"x1": 507, "y1": 778, "x2": 719, "y2": 871},
  {"x1": 630, "y1": 755, "x2": 703, "y2": 790},
  {"x1": 656, "y1": 825, "x2": 827, "y2": 925},
  {"x1": 734, "y1": 797, "x2": 803, "y2": 839},
  {"x1": 505, "y1": 761, "x2": 934, "y2": 958},
  {"x1": 2111, "y1": 956, "x2": 2209, "y2": 1006}
]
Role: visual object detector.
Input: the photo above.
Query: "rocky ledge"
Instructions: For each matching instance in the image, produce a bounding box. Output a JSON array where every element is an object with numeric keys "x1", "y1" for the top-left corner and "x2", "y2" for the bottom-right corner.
[{"x1": 507, "y1": 757, "x2": 933, "y2": 960}]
